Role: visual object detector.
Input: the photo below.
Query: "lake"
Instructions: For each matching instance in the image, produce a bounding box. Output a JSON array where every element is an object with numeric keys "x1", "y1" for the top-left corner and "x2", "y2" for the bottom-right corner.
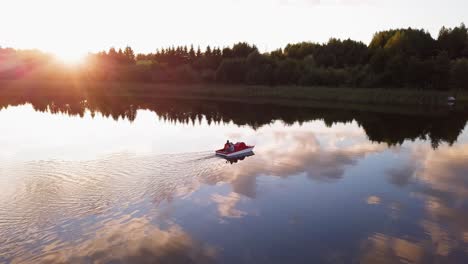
[{"x1": 0, "y1": 96, "x2": 467, "y2": 264}]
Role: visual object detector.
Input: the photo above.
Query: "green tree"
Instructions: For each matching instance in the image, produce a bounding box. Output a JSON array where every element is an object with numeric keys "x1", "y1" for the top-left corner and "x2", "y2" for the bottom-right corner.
[
  {"x1": 216, "y1": 58, "x2": 248, "y2": 83},
  {"x1": 205, "y1": 46, "x2": 212, "y2": 57},
  {"x1": 231, "y1": 42, "x2": 258, "y2": 58},
  {"x1": 189, "y1": 45, "x2": 196, "y2": 62},
  {"x1": 124, "y1": 46, "x2": 135, "y2": 64},
  {"x1": 385, "y1": 54, "x2": 406, "y2": 87},
  {"x1": 108, "y1": 47, "x2": 118, "y2": 58},
  {"x1": 438, "y1": 23, "x2": 468, "y2": 59},
  {"x1": 270, "y1": 48, "x2": 285, "y2": 60},
  {"x1": 275, "y1": 59, "x2": 300, "y2": 84},
  {"x1": 222, "y1": 47, "x2": 233, "y2": 58},
  {"x1": 245, "y1": 51, "x2": 274, "y2": 85},
  {"x1": 407, "y1": 57, "x2": 433, "y2": 89},
  {"x1": 284, "y1": 42, "x2": 319, "y2": 60},
  {"x1": 450, "y1": 59, "x2": 468, "y2": 89},
  {"x1": 432, "y1": 51, "x2": 450, "y2": 90}
]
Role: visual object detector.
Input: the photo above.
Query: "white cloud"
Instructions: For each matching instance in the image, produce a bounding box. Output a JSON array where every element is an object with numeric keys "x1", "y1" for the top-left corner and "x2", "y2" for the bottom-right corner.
[
  {"x1": 10, "y1": 216, "x2": 217, "y2": 264},
  {"x1": 211, "y1": 192, "x2": 247, "y2": 218}
]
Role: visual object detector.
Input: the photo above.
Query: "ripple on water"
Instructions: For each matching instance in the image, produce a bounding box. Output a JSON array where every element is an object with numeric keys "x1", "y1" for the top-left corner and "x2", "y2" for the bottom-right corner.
[{"x1": 0, "y1": 151, "x2": 230, "y2": 262}]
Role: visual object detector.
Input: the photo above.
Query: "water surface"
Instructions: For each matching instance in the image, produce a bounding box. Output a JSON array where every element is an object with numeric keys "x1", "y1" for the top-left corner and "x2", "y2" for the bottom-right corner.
[{"x1": 1, "y1": 98, "x2": 467, "y2": 263}]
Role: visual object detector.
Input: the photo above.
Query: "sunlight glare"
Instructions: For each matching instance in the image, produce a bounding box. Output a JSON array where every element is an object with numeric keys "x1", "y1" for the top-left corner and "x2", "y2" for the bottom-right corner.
[{"x1": 55, "y1": 50, "x2": 86, "y2": 65}]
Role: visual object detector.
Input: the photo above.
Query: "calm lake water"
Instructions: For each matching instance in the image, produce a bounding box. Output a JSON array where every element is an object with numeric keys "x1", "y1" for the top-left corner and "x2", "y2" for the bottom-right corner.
[{"x1": 1, "y1": 97, "x2": 467, "y2": 264}]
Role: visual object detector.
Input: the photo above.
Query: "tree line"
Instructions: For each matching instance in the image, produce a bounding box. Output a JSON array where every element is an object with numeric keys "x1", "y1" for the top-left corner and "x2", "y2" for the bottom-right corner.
[
  {"x1": 1, "y1": 23, "x2": 468, "y2": 90},
  {"x1": 1, "y1": 90, "x2": 465, "y2": 148}
]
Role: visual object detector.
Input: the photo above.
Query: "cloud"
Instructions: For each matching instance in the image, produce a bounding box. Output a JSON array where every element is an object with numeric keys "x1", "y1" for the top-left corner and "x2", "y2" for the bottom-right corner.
[
  {"x1": 211, "y1": 192, "x2": 247, "y2": 218},
  {"x1": 12, "y1": 216, "x2": 217, "y2": 264},
  {"x1": 207, "y1": 130, "x2": 385, "y2": 198},
  {"x1": 409, "y1": 145, "x2": 468, "y2": 240},
  {"x1": 415, "y1": 145, "x2": 468, "y2": 200},
  {"x1": 364, "y1": 143, "x2": 468, "y2": 261},
  {"x1": 0, "y1": 123, "x2": 387, "y2": 262},
  {"x1": 278, "y1": 0, "x2": 373, "y2": 6},
  {"x1": 224, "y1": 0, "x2": 374, "y2": 8},
  {"x1": 414, "y1": 144, "x2": 468, "y2": 252},
  {"x1": 386, "y1": 164, "x2": 415, "y2": 187},
  {"x1": 360, "y1": 233, "x2": 423, "y2": 264},
  {"x1": 366, "y1": 196, "x2": 381, "y2": 205},
  {"x1": 359, "y1": 219, "x2": 463, "y2": 263},
  {"x1": 420, "y1": 220, "x2": 455, "y2": 256}
]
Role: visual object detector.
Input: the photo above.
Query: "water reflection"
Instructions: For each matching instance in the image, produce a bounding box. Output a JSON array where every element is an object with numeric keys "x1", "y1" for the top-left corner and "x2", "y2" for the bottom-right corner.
[
  {"x1": 13, "y1": 215, "x2": 217, "y2": 264},
  {"x1": 207, "y1": 130, "x2": 385, "y2": 198},
  {"x1": 211, "y1": 192, "x2": 247, "y2": 219},
  {"x1": 413, "y1": 145, "x2": 468, "y2": 255},
  {"x1": 386, "y1": 164, "x2": 415, "y2": 187},
  {"x1": 360, "y1": 144, "x2": 468, "y2": 263},
  {"x1": 361, "y1": 233, "x2": 424, "y2": 264},
  {"x1": 0, "y1": 90, "x2": 467, "y2": 148},
  {"x1": 221, "y1": 152, "x2": 255, "y2": 164},
  {"x1": 1, "y1": 92, "x2": 468, "y2": 263}
]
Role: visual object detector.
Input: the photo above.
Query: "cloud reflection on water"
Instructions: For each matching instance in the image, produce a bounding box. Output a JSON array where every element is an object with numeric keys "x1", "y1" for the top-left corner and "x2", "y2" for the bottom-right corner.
[
  {"x1": 361, "y1": 233, "x2": 424, "y2": 264},
  {"x1": 211, "y1": 192, "x2": 247, "y2": 219},
  {"x1": 207, "y1": 127, "x2": 385, "y2": 198},
  {"x1": 13, "y1": 215, "x2": 216, "y2": 264},
  {"x1": 0, "y1": 120, "x2": 387, "y2": 262},
  {"x1": 361, "y1": 143, "x2": 468, "y2": 263},
  {"x1": 414, "y1": 145, "x2": 468, "y2": 257}
]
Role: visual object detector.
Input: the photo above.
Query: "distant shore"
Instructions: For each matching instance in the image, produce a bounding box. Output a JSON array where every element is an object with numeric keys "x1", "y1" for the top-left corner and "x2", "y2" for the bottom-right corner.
[{"x1": 1, "y1": 80, "x2": 467, "y2": 114}]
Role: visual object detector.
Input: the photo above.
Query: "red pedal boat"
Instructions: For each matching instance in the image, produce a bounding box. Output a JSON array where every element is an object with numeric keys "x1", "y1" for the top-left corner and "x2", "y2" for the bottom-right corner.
[{"x1": 216, "y1": 142, "x2": 255, "y2": 158}]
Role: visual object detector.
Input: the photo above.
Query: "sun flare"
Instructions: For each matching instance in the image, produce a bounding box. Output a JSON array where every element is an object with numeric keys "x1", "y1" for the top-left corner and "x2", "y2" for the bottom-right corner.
[{"x1": 55, "y1": 51, "x2": 86, "y2": 65}]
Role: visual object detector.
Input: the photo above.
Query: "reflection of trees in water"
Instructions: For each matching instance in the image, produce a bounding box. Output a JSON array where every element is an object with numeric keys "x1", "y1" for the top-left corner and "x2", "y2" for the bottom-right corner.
[
  {"x1": 356, "y1": 113, "x2": 467, "y2": 148},
  {"x1": 0, "y1": 93, "x2": 466, "y2": 148}
]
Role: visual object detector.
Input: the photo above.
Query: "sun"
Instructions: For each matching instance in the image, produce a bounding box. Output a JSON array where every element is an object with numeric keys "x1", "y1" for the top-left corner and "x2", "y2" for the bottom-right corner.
[{"x1": 54, "y1": 50, "x2": 86, "y2": 65}]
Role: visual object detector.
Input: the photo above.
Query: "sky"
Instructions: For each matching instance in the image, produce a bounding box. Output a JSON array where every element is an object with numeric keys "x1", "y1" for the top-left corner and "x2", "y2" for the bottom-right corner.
[{"x1": 0, "y1": 0, "x2": 466, "y2": 61}]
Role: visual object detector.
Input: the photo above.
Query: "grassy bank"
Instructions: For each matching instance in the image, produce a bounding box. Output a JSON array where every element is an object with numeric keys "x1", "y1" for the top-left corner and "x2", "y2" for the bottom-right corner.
[{"x1": 1, "y1": 80, "x2": 466, "y2": 112}]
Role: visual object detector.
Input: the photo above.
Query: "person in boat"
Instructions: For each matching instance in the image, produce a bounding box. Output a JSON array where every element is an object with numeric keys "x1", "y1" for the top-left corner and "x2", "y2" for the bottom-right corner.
[
  {"x1": 223, "y1": 140, "x2": 236, "y2": 153},
  {"x1": 224, "y1": 140, "x2": 231, "y2": 151}
]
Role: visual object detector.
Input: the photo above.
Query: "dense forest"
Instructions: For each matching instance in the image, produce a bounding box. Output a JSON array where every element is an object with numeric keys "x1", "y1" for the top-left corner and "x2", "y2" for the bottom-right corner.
[{"x1": 1, "y1": 24, "x2": 468, "y2": 90}]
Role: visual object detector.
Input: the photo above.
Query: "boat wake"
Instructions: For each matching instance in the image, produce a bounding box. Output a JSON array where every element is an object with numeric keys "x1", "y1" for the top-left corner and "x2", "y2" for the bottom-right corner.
[{"x1": 0, "y1": 150, "x2": 239, "y2": 262}]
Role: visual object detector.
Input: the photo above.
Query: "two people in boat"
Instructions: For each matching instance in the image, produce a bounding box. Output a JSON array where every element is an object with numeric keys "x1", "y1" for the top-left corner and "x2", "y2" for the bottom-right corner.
[{"x1": 224, "y1": 140, "x2": 235, "y2": 152}]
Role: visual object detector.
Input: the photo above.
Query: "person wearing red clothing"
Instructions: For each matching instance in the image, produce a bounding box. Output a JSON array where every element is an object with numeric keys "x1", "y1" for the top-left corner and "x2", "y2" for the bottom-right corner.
[{"x1": 224, "y1": 140, "x2": 231, "y2": 151}]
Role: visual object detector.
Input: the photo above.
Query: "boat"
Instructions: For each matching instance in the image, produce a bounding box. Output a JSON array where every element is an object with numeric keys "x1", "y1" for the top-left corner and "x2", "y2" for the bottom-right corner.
[
  {"x1": 448, "y1": 96, "x2": 456, "y2": 106},
  {"x1": 215, "y1": 142, "x2": 255, "y2": 158}
]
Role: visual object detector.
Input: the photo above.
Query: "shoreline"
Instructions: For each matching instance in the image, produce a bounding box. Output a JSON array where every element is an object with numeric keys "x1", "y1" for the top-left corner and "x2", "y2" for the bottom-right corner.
[{"x1": 1, "y1": 80, "x2": 466, "y2": 115}]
